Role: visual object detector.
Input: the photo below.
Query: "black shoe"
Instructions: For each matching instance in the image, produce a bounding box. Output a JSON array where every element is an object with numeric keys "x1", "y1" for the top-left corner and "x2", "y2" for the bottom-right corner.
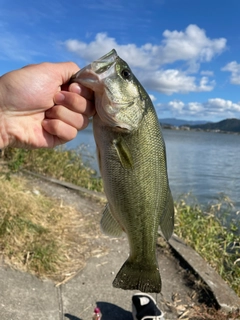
[{"x1": 132, "y1": 293, "x2": 165, "y2": 320}]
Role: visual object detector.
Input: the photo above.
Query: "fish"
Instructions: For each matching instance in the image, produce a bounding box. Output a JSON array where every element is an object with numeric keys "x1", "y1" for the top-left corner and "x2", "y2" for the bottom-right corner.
[{"x1": 71, "y1": 49, "x2": 174, "y2": 293}]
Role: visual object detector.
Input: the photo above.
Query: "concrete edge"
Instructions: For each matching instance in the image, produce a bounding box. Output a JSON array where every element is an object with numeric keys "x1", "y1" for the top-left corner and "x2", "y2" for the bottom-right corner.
[
  {"x1": 22, "y1": 169, "x2": 106, "y2": 201},
  {"x1": 168, "y1": 234, "x2": 240, "y2": 312}
]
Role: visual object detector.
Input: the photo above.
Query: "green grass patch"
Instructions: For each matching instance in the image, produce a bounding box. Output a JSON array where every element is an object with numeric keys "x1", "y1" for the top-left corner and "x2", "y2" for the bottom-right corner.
[
  {"x1": 174, "y1": 194, "x2": 240, "y2": 297},
  {"x1": 3, "y1": 146, "x2": 103, "y2": 192},
  {"x1": 0, "y1": 173, "x2": 103, "y2": 281},
  {"x1": 0, "y1": 175, "x2": 64, "y2": 276}
]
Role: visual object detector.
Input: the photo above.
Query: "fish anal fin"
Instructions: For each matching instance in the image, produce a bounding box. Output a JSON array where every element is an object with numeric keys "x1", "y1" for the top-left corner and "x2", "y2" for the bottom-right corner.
[
  {"x1": 100, "y1": 203, "x2": 123, "y2": 237},
  {"x1": 160, "y1": 189, "x2": 175, "y2": 241},
  {"x1": 113, "y1": 137, "x2": 133, "y2": 169}
]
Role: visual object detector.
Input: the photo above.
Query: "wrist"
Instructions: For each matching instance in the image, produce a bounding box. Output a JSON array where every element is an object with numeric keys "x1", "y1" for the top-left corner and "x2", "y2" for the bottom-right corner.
[
  {"x1": 0, "y1": 77, "x2": 10, "y2": 149},
  {"x1": 0, "y1": 114, "x2": 10, "y2": 150}
]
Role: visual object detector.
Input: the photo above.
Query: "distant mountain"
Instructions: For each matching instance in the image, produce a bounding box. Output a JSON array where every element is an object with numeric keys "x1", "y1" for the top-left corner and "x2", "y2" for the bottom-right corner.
[
  {"x1": 159, "y1": 118, "x2": 208, "y2": 127},
  {"x1": 190, "y1": 118, "x2": 240, "y2": 133}
]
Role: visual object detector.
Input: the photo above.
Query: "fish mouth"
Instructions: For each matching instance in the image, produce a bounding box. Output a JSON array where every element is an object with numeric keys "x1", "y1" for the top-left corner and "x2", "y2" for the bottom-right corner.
[
  {"x1": 70, "y1": 49, "x2": 118, "y2": 86},
  {"x1": 91, "y1": 49, "x2": 118, "y2": 75},
  {"x1": 70, "y1": 49, "x2": 137, "y2": 131}
]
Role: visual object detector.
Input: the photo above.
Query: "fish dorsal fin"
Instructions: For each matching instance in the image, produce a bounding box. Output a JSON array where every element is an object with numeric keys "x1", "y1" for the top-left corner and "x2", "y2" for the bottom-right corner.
[
  {"x1": 100, "y1": 203, "x2": 124, "y2": 237},
  {"x1": 160, "y1": 189, "x2": 174, "y2": 240},
  {"x1": 113, "y1": 137, "x2": 133, "y2": 169}
]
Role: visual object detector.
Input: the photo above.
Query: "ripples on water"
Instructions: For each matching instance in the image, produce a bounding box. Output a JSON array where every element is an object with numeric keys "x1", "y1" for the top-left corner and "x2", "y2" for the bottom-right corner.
[
  {"x1": 66, "y1": 126, "x2": 240, "y2": 222},
  {"x1": 163, "y1": 130, "x2": 240, "y2": 212}
]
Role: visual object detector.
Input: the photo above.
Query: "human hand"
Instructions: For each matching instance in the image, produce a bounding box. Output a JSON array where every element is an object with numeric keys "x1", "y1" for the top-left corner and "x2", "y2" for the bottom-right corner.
[{"x1": 0, "y1": 62, "x2": 95, "y2": 149}]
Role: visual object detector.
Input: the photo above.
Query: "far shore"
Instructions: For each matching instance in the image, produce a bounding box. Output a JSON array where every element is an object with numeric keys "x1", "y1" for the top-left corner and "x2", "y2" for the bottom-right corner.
[{"x1": 161, "y1": 123, "x2": 240, "y2": 135}]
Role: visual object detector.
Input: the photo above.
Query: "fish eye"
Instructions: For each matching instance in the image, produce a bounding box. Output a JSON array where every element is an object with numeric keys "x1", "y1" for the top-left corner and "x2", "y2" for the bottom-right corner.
[{"x1": 121, "y1": 68, "x2": 132, "y2": 80}]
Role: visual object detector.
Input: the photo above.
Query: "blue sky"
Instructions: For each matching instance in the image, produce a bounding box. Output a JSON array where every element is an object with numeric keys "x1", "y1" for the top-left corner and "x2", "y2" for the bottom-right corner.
[{"x1": 1, "y1": 0, "x2": 240, "y2": 121}]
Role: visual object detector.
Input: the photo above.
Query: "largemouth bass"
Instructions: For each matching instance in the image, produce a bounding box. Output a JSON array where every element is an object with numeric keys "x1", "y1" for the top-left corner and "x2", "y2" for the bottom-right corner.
[{"x1": 71, "y1": 49, "x2": 174, "y2": 293}]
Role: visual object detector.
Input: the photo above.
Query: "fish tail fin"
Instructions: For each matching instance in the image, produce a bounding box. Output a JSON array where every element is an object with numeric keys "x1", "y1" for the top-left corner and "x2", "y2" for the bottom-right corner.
[{"x1": 112, "y1": 258, "x2": 161, "y2": 293}]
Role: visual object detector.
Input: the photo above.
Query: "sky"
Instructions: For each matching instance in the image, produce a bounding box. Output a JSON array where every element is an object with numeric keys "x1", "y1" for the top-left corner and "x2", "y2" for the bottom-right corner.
[{"x1": 1, "y1": 0, "x2": 240, "y2": 122}]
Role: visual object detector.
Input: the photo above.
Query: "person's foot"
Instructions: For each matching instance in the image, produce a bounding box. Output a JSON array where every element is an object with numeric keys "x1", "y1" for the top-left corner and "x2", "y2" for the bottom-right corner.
[{"x1": 132, "y1": 293, "x2": 165, "y2": 320}]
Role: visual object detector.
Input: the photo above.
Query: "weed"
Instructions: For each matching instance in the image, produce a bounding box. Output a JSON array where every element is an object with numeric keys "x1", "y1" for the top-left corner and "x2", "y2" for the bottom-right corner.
[
  {"x1": 3, "y1": 146, "x2": 103, "y2": 192},
  {"x1": 0, "y1": 174, "x2": 104, "y2": 281},
  {"x1": 174, "y1": 194, "x2": 240, "y2": 297}
]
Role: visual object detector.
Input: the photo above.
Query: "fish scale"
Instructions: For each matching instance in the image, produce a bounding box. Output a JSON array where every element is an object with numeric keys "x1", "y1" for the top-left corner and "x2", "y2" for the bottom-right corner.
[{"x1": 70, "y1": 49, "x2": 174, "y2": 293}]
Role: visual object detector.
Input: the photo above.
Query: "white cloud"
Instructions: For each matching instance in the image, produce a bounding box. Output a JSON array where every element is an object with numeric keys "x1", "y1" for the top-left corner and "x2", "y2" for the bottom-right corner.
[
  {"x1": 157, "y1": 98, "x2": 240, "y2": 119},
  {"x1": 149, "y1": 94, "x2": 156, "y2": 102},
  {"x1": 188, "y1": 102, "x2": 205, "y2": 113},
  {"x1": 160, "y1": 24, "x2": 226, "y2": 64},
  {"x1": 200, "y1": 70, "x2": 214, "y2": 76},
  {"x1": 207, "y1": 98, "x2": 240, "y2": 112},
  {"x1": 139, "y1": 69, "x2": 215, "y2": 95},
  {"x1": 64, "y1": 25, "x2": 226, "y2": 95},
  {"x1": 65, "y1": 33, "x2": 152, "y2": 69},
  {"x1": 168, "y1": 100, "x2": 185, "y2": 112},
  {"x1": 65, "y1": 25, "x2": 226, "y2": 68},
  {"x1": 222, "y1": 61, "x2": 240, "y2": 85}
]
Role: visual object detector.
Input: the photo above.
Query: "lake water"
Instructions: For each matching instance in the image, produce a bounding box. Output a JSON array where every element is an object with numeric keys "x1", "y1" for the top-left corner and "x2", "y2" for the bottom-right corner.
[{"x1": 66, "y1": 125, "x2": 240, "y2": 222}]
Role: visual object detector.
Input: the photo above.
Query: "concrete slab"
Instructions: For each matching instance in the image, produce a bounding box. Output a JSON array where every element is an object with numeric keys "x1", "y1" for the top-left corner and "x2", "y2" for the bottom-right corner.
[
  {"x1": 0, "y1": 265, "x2": 60, "y2": 320},
  {"x1": 61, "y1": 240, "x2": 134, "y2": 320},
  {"x1": 61, "y1": 236, "x2": 194, "y2": 320}
]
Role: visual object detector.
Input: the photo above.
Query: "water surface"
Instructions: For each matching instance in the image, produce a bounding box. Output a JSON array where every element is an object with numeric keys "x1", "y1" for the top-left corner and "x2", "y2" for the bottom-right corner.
[{"x1": 66, "y1": 126, "x2": 240, "y2": 220}]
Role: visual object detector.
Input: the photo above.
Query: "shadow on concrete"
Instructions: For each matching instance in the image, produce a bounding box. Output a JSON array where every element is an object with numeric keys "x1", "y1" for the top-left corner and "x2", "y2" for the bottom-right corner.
[
  {"x1": 97, "y1": 301, "x2": 132, "y2": 320},
  {"x1": 64, "y1": 314, "x2": 82, "y2": 320}
]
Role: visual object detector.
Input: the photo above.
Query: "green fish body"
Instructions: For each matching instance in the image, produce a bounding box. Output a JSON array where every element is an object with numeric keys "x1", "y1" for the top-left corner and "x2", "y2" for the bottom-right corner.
[{"x1": 71, "y1": 49, "x2": 174, "y2": 293}]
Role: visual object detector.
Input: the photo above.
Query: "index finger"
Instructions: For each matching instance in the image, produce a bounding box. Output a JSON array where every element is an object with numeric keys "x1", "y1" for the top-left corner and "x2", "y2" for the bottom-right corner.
[{"x1": 68, "y1": 82, "x2": 94, "y2": 101}]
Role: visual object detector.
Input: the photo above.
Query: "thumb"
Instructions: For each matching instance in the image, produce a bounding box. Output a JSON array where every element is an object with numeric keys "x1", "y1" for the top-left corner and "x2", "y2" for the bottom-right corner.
[{"x1": 55, "y1": 62, "x2": 80, "y2": 85}]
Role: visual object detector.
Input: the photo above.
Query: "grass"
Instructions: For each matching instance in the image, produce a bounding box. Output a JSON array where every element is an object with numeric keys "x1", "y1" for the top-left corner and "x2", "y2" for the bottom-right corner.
[
  {"x1": 3, "y1": 146, "x2": 103, "y2": 192},
  {"x1": 174, "y1": 194, "x2": 240, "y2": 297},
  {"x1": 0, "y1": 170, "x2": 105, "y2": 282},
  {"x1": 187, "y1": 305, "x2": 240, "y2": 319},
  {"x1": 0, "y1": 174, "x2": 62, "y2": 276}
]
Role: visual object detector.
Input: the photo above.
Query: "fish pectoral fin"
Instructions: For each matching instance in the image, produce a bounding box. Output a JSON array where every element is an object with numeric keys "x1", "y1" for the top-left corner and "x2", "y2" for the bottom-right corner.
[
  {"x1": 100, "y1": 203, "x2": 124, "y2": 237},
  {"x1": 96, "y1": 144, "x2": 103, "y2": 175},
  {"x1": 113, "y1": 138, "x2": 133, "y2": 169},
  {"x1": 160, "y1": 189, "x2": 175, "y2": 241}
]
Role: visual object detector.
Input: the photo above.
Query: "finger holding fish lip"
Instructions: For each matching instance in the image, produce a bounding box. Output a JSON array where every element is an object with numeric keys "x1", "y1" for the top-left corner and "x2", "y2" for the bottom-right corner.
[
  {"x1": 53, "y1": 90, "x2": 95, "y2": 117},
  {"x1": 45, "y1": 104, "x2": 89, "y2": 131},
  {"x1": 42, "y1": 118, "x2": 81, "y2": 144},
  {"x1": 68, "y1": 82, "x2": 94, "y2": 102},
  {"x1": 43, "y1": 82, "x2": 95, "y2": 140}
]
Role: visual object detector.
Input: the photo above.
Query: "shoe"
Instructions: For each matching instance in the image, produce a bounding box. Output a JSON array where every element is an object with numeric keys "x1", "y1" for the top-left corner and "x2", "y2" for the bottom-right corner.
[{"x1": 132, "y1": 293, "x2": 165, "y2": 320}]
